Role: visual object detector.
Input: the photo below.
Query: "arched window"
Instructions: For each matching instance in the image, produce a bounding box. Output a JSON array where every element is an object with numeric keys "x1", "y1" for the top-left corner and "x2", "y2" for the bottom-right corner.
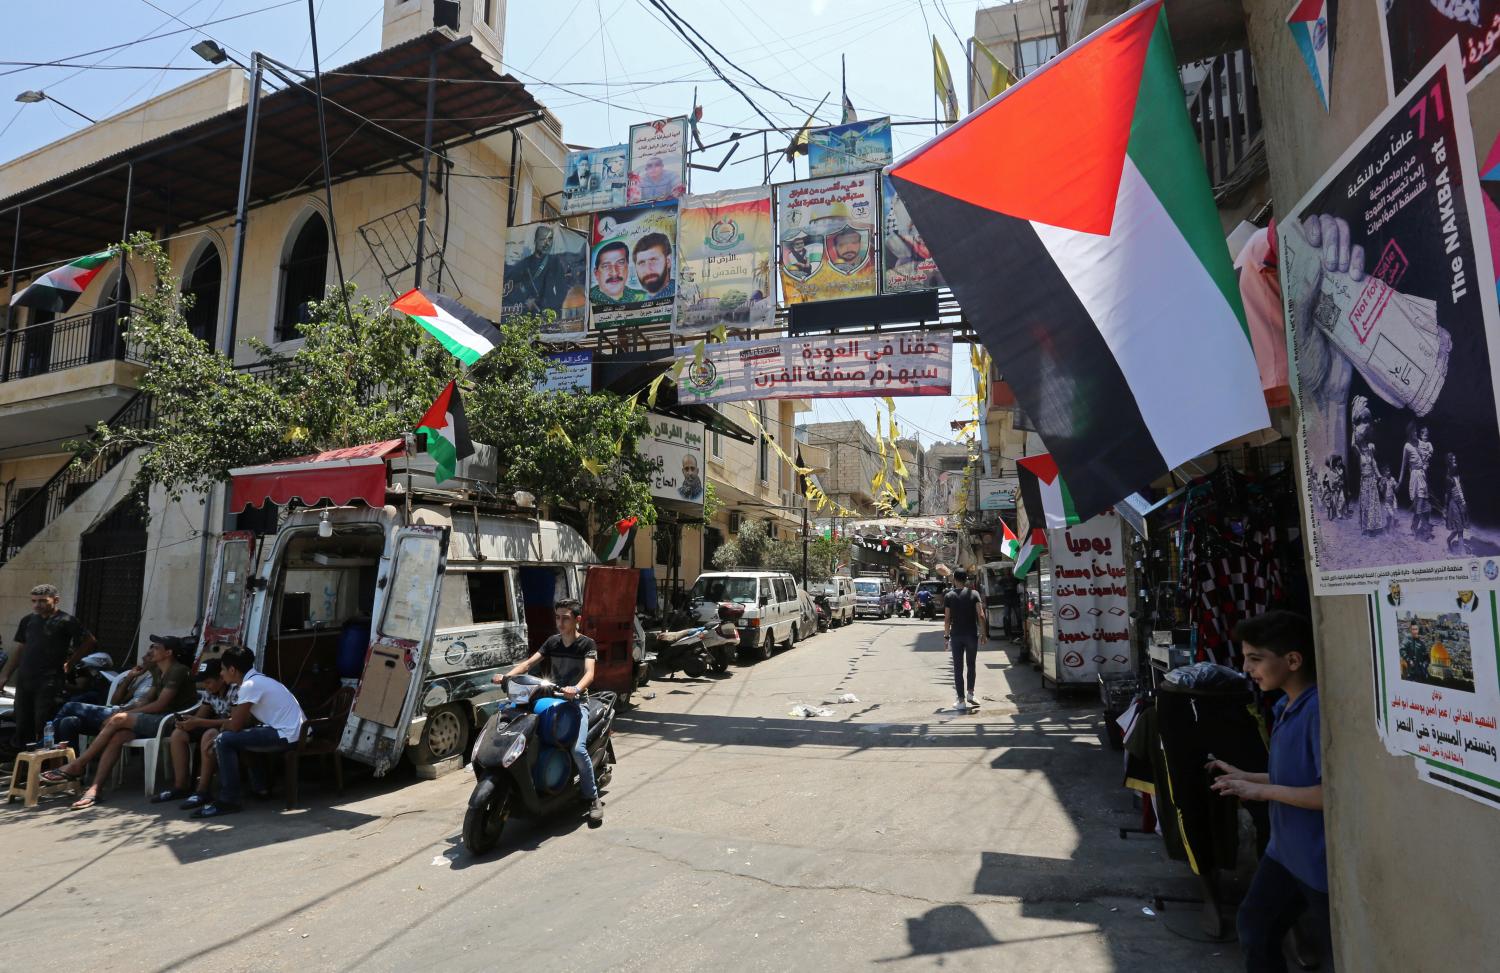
[
  {"x1": 182, "y1": 244, "x2": 222, "y2": 347},
  {"x1": 278, "y1": 212, "x2": 328, "y2": 341},
  {"x1": 90, "y1": 267, "x2": 132, "y2": 363},
  {"x1": 757, "y1": 400, "x2": 770, "y2": 483}
]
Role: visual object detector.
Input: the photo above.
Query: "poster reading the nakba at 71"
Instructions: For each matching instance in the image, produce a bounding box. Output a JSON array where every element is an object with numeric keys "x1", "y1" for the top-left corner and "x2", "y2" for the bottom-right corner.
[
  {"x1": 674, "y1": 187, "x2": 775, "y2": 336},
  {"x1": 1377, "y1": 0, "x2": 1500, "y2": 98},
  {"x1": 676, "y1": 332, "x2": 951, "y2": 404},
  {"x1": 1046, "y1": 512, "x2": 1131, "y2": 681},
  {"x1": 882, "y1": 180, "x2": 945, "y2": 293},
  {"x1": 589, "y1": 201, "x2": 677, "y2": 329},
  {"x1": 1373, "y1": 579, "x2": 1500, "y2": 808},
  {"x1": 775, "y1": 173, "x2": 879, "y2": 304},
  {"x1": 627, "y1": 117, "x2": 688, "y2": 204},
  {"x1": 1281, "y1": 44, "x2": 1500, "y2": 593}
]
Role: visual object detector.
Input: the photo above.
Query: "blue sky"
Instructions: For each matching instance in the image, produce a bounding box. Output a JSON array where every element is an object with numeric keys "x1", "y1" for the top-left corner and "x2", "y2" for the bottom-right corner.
[{"x1": 1, "y1": 0, "x2": 982, "y2": 444}]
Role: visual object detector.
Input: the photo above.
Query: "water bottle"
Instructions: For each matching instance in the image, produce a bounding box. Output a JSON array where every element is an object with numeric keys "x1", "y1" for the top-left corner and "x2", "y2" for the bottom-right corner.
[{"x1": 42, "y1": 721, "x2": 55, "y2": 749}]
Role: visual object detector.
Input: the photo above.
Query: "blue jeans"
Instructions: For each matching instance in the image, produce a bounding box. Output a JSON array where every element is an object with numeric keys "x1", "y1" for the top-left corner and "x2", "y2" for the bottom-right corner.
[
  {"x1": 1238, "y1": 854, "x2": 1332, "y2": 972},
  {"x1": 572, "y1": 705, "x2": 597, "y2": 800},
  {"x1": 53, "y1": 701, "x2": 116, "y2": 749},
  {"x1": 214, "y1": 726, "x2": 291, "y2": 805},
  {"x1": 950, "y1": 634, "x2": 978, "y2": 698}
]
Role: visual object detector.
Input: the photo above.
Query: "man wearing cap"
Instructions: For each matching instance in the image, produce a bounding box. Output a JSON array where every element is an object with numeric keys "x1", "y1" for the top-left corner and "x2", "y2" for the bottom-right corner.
[
  {"x1": 153, "y1": 658, "x2": 238, "y2": 806},
  {"x1": 192, "y1": 646, "x2": 306, "y2": 819},
  {"x1": 52, "y1": 661, "x2": 156, "y2": 752},
  {"x1": 0, "y1": 583, "x2": 96, "y2": 751},
  {"x1": 42, "y1": 634, "x2": 196, "y2": 809},
  {"x1": 943, "y1": 570, "x2": 987, "y2": 711}
]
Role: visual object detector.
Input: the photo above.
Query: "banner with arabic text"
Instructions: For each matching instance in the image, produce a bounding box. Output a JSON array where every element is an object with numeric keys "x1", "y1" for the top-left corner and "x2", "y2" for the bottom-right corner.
[
  {"x1": 775, "y1": 172, "x2": 879, "y2": 304},
  {"x1": 677, "y1": 332, "x2": 951, "y2": 404},
  {"x1": 674, "y1": 187, "x2": 775, "y2": 335},
  {"x1": 627, "y1": 117, "x2": 688, "y2": 204},
  {"x1": 1046, "y1": 512, "x2": 1131, "y2": 683}
]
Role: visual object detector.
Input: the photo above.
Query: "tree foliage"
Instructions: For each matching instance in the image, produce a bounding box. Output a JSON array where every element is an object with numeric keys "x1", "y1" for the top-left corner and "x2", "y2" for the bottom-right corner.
[
  {"x1": 88, "y1": 235, "x2": 658, "y2": 532},
  {"x1": 710, "y1": 517, "x2": 819, "y2": 582}
]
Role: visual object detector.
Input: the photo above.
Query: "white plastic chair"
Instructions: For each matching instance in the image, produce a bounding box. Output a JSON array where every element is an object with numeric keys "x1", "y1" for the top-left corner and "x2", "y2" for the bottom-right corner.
[{"x1": 81, "y1": 701, "x2": 200, "y2": 796}]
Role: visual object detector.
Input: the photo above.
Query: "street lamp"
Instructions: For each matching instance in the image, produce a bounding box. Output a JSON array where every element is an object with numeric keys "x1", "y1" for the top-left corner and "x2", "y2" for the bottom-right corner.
[
  {"x1": 14, "y1": 90, "x2": 95, "y2": 124},
  {"x1": 191, "y1": 39, "x2": 229, "y2": 64}
]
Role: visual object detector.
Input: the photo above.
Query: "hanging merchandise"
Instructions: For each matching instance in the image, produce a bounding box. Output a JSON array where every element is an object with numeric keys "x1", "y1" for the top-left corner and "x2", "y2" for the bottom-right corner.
[
  {"x1": 501, "y1": 221, "x2": 589, "y2": 340},
  {"x1": 673, "y1": 187, "x2": 775, "y2": 336},
  {"x1": 775, "y1": 172, "x2": 880, "y2": 304},
  {"x1": 589, "y1": 201, "x2": 678, "y2": 329},
  {"x1": 1281, "y1": 45, "x2": 1500, "y2": 593}
]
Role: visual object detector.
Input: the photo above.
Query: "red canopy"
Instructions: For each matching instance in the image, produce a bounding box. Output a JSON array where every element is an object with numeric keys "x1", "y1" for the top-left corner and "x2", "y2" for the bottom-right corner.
[{"x1": 229, "y1": 440, "x2": 404, "y2": 511}]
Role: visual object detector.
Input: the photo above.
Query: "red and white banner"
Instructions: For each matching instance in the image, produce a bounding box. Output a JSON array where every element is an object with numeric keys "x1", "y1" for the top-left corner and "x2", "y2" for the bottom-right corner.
[{"x1": 676, "y1": 332, "x2": 952, "y2": 403}]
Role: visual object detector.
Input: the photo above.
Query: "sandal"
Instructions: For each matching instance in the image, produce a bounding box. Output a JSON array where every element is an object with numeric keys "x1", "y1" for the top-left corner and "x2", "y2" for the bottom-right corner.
[
  {"x1": 70, "y1": 793, "x2": 100, "y2": 810},
  {"x1": 41, "y1": 768, "x2": 81, "y2": 784}
]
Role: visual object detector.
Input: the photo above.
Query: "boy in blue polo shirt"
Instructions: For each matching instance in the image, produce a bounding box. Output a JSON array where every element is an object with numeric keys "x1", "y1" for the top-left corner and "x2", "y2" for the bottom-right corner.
[{"x1": 1207, "y1": 610, "x2": 1328, "y2": 972}]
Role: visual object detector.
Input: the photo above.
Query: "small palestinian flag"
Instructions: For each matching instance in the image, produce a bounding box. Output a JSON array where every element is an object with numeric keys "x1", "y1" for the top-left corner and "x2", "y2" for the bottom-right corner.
[
  {"x1": 889, "y1": 0, "x2": 1268, "y2": 518},
  {"x1": 600, "y1": 516, "x2": 638, "y2": 563},
  {"x1": 10, "y1": 249, "x2": 115, "y2": 312},
  {"x1": 1013, "y1": 528, "x2": 1046, "y2": 579},
  {"x1": 393, "y1": 288, "x2": 502, "y2": 366},
  {"x1": 1017, "y1": 453, "x2": 1080, "y2": 530},
  {"x1": 999, "y1": 519, "x2": 1020, "y2": 561},
  {"x1": 1014, "y1": 456, "x2": 1051, "y2": 578},
  {"x1": 415, "y1": 381, "x2": 474, "y2": 484}
]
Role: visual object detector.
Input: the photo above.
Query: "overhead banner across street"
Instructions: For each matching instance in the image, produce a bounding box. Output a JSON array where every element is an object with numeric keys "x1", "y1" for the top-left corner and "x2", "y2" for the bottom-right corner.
[
  {"x1": 674, "y1": 187, "x2": 775, "y2": 336},
  {"x1": 775, "y1": 172, "x2": 880, "y2": 304},
  {"x1": 676, "y1": 332, "x2": 952, "y2": 404}
]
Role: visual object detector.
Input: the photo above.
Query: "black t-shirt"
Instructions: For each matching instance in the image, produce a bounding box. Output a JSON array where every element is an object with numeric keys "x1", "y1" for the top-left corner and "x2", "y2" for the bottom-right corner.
[
  {"x1": 539, "y1": 633, "x2": 598, "y2": 689},
  {"x1": 945, "y1": 588, "x2": 983, "y2": 639},
  {"x1": 12, "y1": 610, "x2": 90, "y2": 682}
]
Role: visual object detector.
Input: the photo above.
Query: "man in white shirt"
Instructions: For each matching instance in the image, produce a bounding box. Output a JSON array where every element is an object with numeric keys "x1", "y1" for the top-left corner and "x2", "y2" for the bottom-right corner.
[{"x1": 193, "y1": 646, "x2": 305, "y2": 819}]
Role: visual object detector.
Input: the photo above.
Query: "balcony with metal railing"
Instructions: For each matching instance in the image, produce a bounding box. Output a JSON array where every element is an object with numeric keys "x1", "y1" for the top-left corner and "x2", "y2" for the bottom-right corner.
[{"x1": 0, "y1": 302, "x2": 147, "y2": 459}]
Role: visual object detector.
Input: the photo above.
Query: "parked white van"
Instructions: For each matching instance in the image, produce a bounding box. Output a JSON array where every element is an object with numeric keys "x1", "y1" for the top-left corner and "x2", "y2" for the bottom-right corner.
[
  {"x1": 200, "y1": 441, "x2": 641, "y2": 777},
  {"x1": 810, "y1": 576, "x2": 856, "y2": 626},
  {"x1": 687, "y1": 570, "x2": 803, "y2": 659}
]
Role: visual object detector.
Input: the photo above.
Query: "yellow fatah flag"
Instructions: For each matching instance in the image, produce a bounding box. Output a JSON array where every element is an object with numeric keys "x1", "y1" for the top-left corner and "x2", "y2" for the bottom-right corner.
[
  {"x1": 933, "y1": 38, "x2": 960, "y2": 125},
  {"x1": 973, "y1": 38, "x2": 1016, "y2": 102}
]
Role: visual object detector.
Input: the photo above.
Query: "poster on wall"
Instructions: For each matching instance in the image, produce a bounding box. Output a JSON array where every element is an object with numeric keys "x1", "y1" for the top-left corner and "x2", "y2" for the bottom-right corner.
[
  {"x1": 1281, "y1": 43, "x2": 1500, "y2": 593},
  {"x1": 775, "y1": 172, "x2": 879, "y2": 304},
  {"x1": 535, "y1": 350, "x2": 592, "y2": 393},
  {"x1": 627, "y1": 117, "x2": 688, "y2": 204},
  {"x1": 1376, "y1": 0, "x2": 1500, "y2": 97},
  {"x1": 674, "y1": 187, "x2": 775, "y2": 336},
  {"x1": 978, "y1": 476, "x2": 1018, "y2": 511},
  {"x1": 675, "y1": 332, "x2": 952, "y2": 404},
  {"x1": 589, "y1": 201, "x2": 677, "y2": 329},
  {"x1": 881, "y1": 180, "x2": 946, "y2": 293},
  {"x1": 640, "y1": 413, "x2": 705, "y2": 507},
  {"x1": 1374, "y1": 579, "x2": 1500, "y2": 808},
  {"x1": 1047, "y1": 512, "x2": 1131, "y2": 681},
  {"x1": 560, "y1": 144, "x2": 628, "y2": 215},
  {"x1": 501, "y1": 222, "x2": 589, "y2": 340},
  {"x1": 807, "y1": 117, "x2": 893, "y2": 178}
]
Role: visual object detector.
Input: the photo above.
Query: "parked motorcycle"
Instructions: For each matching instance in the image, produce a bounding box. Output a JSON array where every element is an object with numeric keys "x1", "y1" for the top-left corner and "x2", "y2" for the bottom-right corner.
[
  {"x1": 464, "y1": 675, "x2": 617, "y2": 855},
  {"x1": 647, "y1": 626, "x2": 714, "y2": 679},
  {"x1": 813, "y1": 595, "x2": 830, "y2": 633},
  {"x1": 701, "y1": 602, "x2": 742, "y2": 673}
]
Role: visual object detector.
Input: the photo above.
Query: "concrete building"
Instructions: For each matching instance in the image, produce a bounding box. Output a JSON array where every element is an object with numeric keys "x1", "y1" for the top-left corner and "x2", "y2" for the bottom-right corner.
[
  {"x1": 970, "y1": 0, "x2": 1066, "y2": 109},
  {"x1": 0, "y1": 0, "x2": 567, "y2": 655},
  {"x1": 797, "y1": 420, "x2": 883, "y2": 517}
]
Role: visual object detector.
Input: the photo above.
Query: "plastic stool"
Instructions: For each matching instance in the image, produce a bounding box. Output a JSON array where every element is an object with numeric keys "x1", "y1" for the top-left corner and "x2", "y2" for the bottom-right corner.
[{"x1": 5, "y1": 747, "x2": 80, "y2": 807}]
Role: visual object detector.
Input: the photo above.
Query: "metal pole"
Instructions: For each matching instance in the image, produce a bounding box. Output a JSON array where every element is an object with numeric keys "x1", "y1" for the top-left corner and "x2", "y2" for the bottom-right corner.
[
  {"x1": 504, "y1": 128, "x2": 521, "y2": 229},
  {"x1": 307, "y1": 0, "x2": 354, "y2": 330},
  {"x1": 114, "y1": 163, "x2": 133, "y2": 359},
  {"x1": 3, "y1": 207, "x2": 20, "y2": 381},
  {"x1": 413, "y1": 53, "x2": 439, "y2": 290},
  {"x1": 222, "y1": 53, "x2": 263, "y2": 359},
  {"x1": 801, "y1": 503, "x2": 808, "y2": 584}
]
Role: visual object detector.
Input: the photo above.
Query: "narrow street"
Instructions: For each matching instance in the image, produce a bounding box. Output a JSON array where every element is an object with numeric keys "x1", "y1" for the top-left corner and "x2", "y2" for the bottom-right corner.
[{"x1": 2, "y1": 619, "x2": 1233, "y2": 972}]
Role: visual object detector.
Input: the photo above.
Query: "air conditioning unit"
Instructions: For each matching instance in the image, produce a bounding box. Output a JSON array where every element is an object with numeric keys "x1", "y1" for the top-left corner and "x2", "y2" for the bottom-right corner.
[{"x1": 728, "y1": 511, "x2": 744, "y2": 533}]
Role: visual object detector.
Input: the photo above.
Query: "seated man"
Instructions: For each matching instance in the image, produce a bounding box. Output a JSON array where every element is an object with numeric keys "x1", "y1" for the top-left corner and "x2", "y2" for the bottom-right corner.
[
  {"x1": 52, "y1": 660, "x2": 155, "y2": 751},
  {"x1": 42, "y1": 634, "x2": 197, "y2": 809},
  {"x1": 193, "y1": 646, "x2": 306, "y2": 820},
  {"x1": 152, "y1": 659, "x2": 238, "y2": 806}
]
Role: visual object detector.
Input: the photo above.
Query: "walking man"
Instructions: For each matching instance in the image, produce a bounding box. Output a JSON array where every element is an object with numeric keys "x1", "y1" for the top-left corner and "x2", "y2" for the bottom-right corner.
[
  {"x1": 944, "y1": 570, "x2": 987, "y2": 710},
  {"x1": 0, "y1": 583, "x2": 96, "y2": 751}
]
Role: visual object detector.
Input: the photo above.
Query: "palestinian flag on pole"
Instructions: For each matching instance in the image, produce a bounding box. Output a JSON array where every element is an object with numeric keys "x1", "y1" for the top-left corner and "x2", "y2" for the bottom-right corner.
[
  {"x1": 599, "y1": 516, "x2": 638, "y2": 563},
  {"x1": 1013, "y1": 527, "x2": 1046, "y2": 579},
  {"x1": 999, "y1": 519, "x2": 1020, "y2": 560},
  {"x1": 415, "y1": 381, "x2": 474, "y2": 484},
  {"x1": 9, "y1": 249, "x2": 115, "y2": 312},
  {"x1": 393, "y1": 288, "x2": 502, "y2": 366},
  {"x1": 1017, "y1": 453, "x2": 1081, "y2": 529},
  {"x1": 1014, "y1": 457, "x2": 1050, "y2": 578},
  {"x1": 889, "y1": 0, "x2": 1269, "y2": 519}
]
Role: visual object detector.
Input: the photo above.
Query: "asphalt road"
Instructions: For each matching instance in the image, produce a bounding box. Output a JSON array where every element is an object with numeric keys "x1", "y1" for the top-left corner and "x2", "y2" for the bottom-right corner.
[{"x1": 0, "y1": 617, "x2": 1238, "y2": 972}]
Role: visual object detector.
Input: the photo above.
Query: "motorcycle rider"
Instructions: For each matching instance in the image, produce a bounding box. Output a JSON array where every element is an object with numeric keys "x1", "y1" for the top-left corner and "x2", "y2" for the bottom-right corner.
[{"x1": 495, "y1": 598, "x2": 604, "y2": 826}]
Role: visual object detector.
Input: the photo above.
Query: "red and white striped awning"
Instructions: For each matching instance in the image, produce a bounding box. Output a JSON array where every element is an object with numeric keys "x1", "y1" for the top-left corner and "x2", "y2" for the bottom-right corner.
[{"x1": 229, "y1": 440, "x2": 404, "y2": 511}]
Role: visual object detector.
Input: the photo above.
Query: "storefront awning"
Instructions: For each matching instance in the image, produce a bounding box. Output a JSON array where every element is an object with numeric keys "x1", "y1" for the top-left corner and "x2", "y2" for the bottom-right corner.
[{"x1": 229, "y1": 439, "x2": 404, "y2": 511}]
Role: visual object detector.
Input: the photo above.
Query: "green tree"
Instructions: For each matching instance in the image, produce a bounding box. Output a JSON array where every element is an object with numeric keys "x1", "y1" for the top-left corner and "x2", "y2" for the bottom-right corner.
[{"x1": 87, "y1": 235, "x2": 658, "y2": 534}]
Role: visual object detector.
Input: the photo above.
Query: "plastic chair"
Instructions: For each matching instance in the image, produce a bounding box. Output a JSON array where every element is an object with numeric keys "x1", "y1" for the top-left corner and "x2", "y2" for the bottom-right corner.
[{"x1": 81, "y1": 702, "x2": 199, "y2": 796}]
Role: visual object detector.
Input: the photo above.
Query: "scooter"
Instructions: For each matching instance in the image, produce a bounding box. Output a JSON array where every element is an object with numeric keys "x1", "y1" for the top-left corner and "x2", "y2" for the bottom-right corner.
[
  {"x1": 699, "y1": 601, "x2": 742, "y2": 673},
  {"x1": 464, "y1": 675, "x2": 617, "y2": 855},
  {"x1": 813, "y1": 595, "x2": 831, "y2": 633},
  {"x1": 647, "y1": 626, "x2": 714, "y2": 679}
]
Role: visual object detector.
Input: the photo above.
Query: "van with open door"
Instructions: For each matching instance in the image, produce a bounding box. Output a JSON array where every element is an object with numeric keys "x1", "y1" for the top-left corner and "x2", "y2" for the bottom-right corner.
[{"x1": 202, "y1": 440, "x2": 642, "y2": 777}]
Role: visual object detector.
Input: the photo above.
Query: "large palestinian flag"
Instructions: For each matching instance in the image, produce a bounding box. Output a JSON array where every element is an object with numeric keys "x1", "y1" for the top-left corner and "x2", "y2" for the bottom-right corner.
[
  {"x1": 393, "y1": 288, "x2": 502, "y2": 366},
  {"x1": 10, "y1": 249, "x2": 115, "y2": 312},
  {"x1": 415, "y1": 381, "x2": 474, "y2": 484},
  {"x1": 888, "y1": 0, "x2": 1268, "y2": 518}
]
